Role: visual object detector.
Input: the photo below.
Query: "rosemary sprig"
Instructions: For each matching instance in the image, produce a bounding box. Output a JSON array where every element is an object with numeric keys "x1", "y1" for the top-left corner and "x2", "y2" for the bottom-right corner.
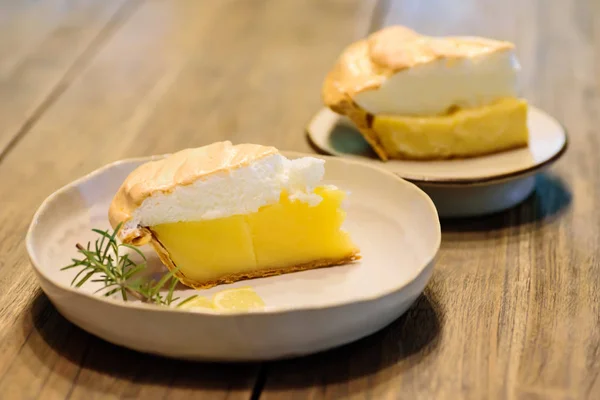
[{"x1": 61, "y1": 223, "x2": 185, "y2": 306}]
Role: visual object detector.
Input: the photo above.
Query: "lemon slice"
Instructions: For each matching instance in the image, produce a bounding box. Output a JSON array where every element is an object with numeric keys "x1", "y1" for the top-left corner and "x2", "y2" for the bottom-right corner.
[
  {"x1": 212, "y1": 287, "x2": 265, "y2": 311},
  {"x1": 177, "y1": 295, "x2": 215, "y2": 310}
]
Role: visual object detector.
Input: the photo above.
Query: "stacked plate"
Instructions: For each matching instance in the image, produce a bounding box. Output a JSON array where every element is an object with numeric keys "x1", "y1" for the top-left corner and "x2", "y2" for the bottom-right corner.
[{"x1": 306, "y1": 106, "x2": 568, "y2": 218}]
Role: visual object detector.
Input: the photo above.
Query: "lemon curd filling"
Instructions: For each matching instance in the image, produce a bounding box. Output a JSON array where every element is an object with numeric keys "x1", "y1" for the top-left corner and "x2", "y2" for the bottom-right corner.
[
  {"x1": 372, "y1": 98, "x2": 529, "y2": 159},
  {"x1": 151, "y1": 186, "x2": 357, "y2": 284}
]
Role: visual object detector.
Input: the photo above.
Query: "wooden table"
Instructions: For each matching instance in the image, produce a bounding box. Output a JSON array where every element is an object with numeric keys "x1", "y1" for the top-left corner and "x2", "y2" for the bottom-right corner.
[{"x1": 1, "y1": 0, "x2": 598, "y2": 398}]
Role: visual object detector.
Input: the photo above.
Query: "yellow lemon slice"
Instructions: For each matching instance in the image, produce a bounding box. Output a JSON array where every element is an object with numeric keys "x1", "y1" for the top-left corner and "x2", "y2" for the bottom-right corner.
[
  {"x1": 177, "y1": 295, "x2": 215, "y2": 310},
  {"x1": 212, "y1": 287, "x2": 265, "y2": 311}
]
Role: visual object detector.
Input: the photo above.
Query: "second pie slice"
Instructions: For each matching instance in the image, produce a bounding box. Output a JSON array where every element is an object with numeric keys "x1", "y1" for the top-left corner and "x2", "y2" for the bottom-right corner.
[{"x1": 322, "y1": 25, "x2": 529, "y2": 161}]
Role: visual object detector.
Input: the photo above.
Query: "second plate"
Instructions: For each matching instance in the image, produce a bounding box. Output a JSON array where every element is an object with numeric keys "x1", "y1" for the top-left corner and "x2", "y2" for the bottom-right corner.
[{"x1": 307, "y1": 106, "x2": 568, "y2": 217}]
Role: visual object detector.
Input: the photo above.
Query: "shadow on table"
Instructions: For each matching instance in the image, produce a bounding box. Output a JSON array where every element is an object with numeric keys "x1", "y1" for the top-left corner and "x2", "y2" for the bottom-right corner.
[
  {"x1": 25, "y1": 289, "x2": 441, "y2": 394},
  {"x1": 441, "y1": 173, "x2": 572, "y2": 235},
  {"x1": 24, "y1": 293, "x2": 257, "y2": 395},
  {"x1": 256, "y1": 289, "x2": 442, "y2": 389}
]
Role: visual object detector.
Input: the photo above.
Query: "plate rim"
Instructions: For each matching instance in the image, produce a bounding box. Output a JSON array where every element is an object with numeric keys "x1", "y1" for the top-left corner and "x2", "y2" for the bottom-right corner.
[
  {"x1": 26, "y1": 151, "x2": 441, "y2": 317},
  {"x1": 305, "y1": 106, "x2": 569, "y2": 187}
]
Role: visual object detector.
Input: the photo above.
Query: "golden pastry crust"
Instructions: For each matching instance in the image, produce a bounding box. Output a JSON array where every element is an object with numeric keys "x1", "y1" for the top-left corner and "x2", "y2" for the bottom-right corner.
[
  {"x1": 149, "y1": 233, "x2": 361, "y2": 290},
  {"x1": 108, "y1": 141, "x2": 277, "y2": 243},
  {"x1": 322, "y1": 65, "x2": 389, "y2": 160},
  {"x1": 322, "y1": 25, "x2": 516, "y2": 161}
]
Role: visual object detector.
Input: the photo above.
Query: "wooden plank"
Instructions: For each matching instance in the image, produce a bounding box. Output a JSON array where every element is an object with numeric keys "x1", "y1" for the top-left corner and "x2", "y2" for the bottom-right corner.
[
  {"x1": 0, "y1": 0, "x2": 364, "y2": 398},
  {"x1": 259, "y1": 0, "x2": 600, "y2": 399},
  {"x1": 0, "y1": 0, "x2": 134, "y2": 159},
  {"x1": 2, "y1": 0, "x2": 598, "y2": 398},
  {"x1": 0, "y1": 1, "x2": 256, "y2": 399}
]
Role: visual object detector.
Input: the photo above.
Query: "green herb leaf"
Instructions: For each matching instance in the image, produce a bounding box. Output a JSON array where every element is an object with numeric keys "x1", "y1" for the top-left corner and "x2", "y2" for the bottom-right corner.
[{"x1": 63, "y1": 224, "x2": 195, "y2": 307}]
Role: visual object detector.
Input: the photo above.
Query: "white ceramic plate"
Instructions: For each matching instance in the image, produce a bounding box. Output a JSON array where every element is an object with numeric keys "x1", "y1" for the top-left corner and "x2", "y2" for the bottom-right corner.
[
  {"x1": 26, "y1": 152, "x2": 441, "y2": 361},
  {"x1": 306, "y1": 107, "x2": 568, "y2": 217}
]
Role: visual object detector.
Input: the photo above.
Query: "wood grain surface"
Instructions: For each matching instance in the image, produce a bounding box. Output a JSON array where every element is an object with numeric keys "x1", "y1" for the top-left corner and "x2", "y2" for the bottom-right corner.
[
  {"x1": 0, "y1": 0, "x2": 135, "y2": 159},
  {"x1": 0, "y1": 0, "x2": 598, "y2": 398}
]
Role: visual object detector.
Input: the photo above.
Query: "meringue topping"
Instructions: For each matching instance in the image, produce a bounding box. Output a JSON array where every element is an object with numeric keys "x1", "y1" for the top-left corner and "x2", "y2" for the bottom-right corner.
[
  {"x1": 323, "y1": 25, "x2": 520, "y2": 116},
  {"x1": 109, "y1": 142, "x2": 326, "y2": 243}
]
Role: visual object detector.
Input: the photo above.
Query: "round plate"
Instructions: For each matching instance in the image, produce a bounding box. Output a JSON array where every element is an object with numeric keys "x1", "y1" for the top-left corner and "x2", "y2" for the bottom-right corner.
[
  {"x1": 26, "y1": 152, "x2": 440, "y2": 361},
  {"x1": 306, "y1": 106, "x2": 568, "y2": 186}
]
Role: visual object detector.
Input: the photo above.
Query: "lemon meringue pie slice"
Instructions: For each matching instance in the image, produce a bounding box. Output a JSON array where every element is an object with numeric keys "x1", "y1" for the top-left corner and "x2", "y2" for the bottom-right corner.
[
  {"x1": 322, "y1": 25, "x2": 529, "y2": 160},
  {"x1": 108, "y1": 141, "x2": 360, "y2": 289}
]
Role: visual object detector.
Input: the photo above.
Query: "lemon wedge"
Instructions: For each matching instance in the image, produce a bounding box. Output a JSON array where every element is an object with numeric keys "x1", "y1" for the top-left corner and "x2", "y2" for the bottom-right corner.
[
  {"x1": 177, "y1": 295, "x2": 215, "y2": 310},
  {"x1": 212, "y1": 287, "x2": 265, "y2": 311}
]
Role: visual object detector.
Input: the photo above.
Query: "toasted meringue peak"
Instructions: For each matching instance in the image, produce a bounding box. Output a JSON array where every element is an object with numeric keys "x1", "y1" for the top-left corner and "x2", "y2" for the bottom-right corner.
[
  {"x1": 322, "y1": 25, "x2": 517, "y2": 116},
  {"x1": 108, "y1": 142, "x2": 327, "y2": 243},
  {"x1": 119, "y1": 141, "x2": 276, "y2": 202},
  {"x1": 367, "y1": 25, "x2": 513, "y2": 73}
]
